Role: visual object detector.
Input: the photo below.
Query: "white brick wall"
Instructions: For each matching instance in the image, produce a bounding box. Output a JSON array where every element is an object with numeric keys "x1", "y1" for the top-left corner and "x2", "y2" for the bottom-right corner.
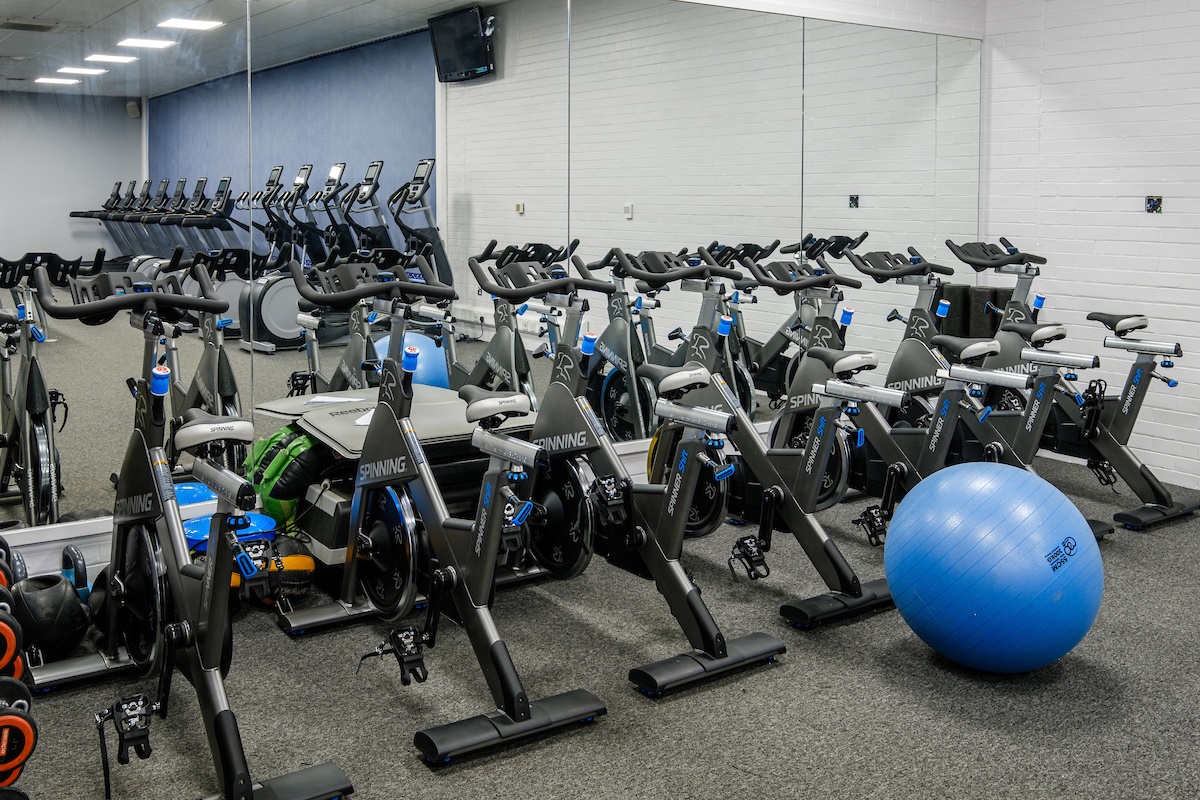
[
  {"x1": 567, "y1": 0, "x2": 805, "y2": 341},
  {"x1": 440, "y1": 0, "x2": 569, "y2": 323},
  {"x1": 803, "y1": 20, "x2": 980, "y2": 366},
  {"x1": 982, "y1": 0, "x2": 1200, "y2": 490},
  {"x1": 681, "y1": 0, "x2": 986, "y2": 39}
]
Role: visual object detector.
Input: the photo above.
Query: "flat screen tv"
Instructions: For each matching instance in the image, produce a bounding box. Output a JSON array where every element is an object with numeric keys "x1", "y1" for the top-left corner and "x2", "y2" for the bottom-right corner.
[{"x1": 428, "y1": 6, "x2": 494, "y2": 83}]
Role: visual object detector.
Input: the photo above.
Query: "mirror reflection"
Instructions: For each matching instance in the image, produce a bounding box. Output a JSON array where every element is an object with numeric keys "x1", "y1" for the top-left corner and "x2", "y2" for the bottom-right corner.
[{"x1": 0, "y1": 0, "x2": 248, "y2": 526}]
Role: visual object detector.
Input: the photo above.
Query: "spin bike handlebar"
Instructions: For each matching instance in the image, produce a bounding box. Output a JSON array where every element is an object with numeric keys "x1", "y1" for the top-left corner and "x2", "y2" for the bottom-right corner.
[
  {"x1": 781, "y1": 232, "x2": 868, "y2": 259},
  {"x1": 467, "y1": 255, "x2": 615, "y2": 302},
  {"x1": 740, "y1": 256, "x2": 862, "y2": 294},
  {"x1": 616, "y1": 248, "x2": 743, "y2": 288},
  {"x1": 945, "y1": 238, "x2": 1048, "y2": 270},
  {"x1": 33, "y1": 260, "x2": 227, "y2": 320},
  {"x1": 846, "y1": 249, "x2": 954, "y2": 283},
  {"x1": 290, "y1": 254, "x2": 456, "y2": 309},
  {"x1": 701, "y1": 239, "x2": 780, "y2": 267}
]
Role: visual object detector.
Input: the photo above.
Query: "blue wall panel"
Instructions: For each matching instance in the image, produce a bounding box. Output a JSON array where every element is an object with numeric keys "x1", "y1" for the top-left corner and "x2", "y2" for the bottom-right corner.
[{"x1": 148, "y1": 31, "x2": 436, "y2": 246}]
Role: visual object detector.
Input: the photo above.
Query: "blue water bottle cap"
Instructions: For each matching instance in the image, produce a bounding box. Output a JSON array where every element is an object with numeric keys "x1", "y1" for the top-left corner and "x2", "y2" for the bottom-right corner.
[
  {"x1": 717, "y1": 315, "x2": 733, "y2": 337},
  {"x1": 16, "y1": 304, "x2": 25, "y2": 321},
  {"x1": 634, "y1": 296, "x2": 643, "y2": 310},
  {"x1": 581, "y1": 332, "x2": 598, "y2": 356},
  {"x1": 1033, "y1": 293, "x2": 1046, "y2": 310},
  {"x1": 936, "y1": 299, "x2": 950, "y2": 318},
  {"x1": 402, "y1": 345, "x2": 420, "y2": 373},
  {"x1": 150, "y1": 365, "x2": 171, "y2": 396},
  {"x1": 839, "y1": 307, "x2": 855, "y2": 326}
]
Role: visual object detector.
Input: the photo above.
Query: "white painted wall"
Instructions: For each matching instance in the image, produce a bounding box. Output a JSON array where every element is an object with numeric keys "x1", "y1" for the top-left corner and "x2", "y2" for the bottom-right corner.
[
  {"x1": 981, "y1": 0, "x2": 1200, "y2": 490},
  {"x1": 567, "y1": 0, "x2": 805, "y2": 341},
  {"x1": 681, "y1": 0, "x2": 986, "y2": 39},
  {"x1": 0, "y1": 91, "x2": 143, "y2": 258},
  {"x1": 440, "y1": 0, "x2": 569, "y2": 325}
]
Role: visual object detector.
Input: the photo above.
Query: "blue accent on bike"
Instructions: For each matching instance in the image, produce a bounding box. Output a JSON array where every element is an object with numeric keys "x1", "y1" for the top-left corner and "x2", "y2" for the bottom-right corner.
[
  {"x1": 150, "y1": 365, "x2": 171, "y2": 397},
  {"x1": 856, "y1": 428, "x2": 865, "y2": 448},
  {"x1": 717, "y1": 315, "x2": 733, "y2": 337},
  {"x1": 367, "y1": 312, "x2": 380, "y2": 324},
  {"x1": 402, "y1": 346, "x2": 420, "y2": 373},
  {"x1": 513, "y1": 501, "x2": 534, "y2": 526},
  {"x1": 235, "y1": 551, "x2": 258, "y2": 579},
  {"x1": 217, "y1": 318, "x2": 233, "y2": 329},
  {"x1": 16, "y1": 304, "x2": 26, "y2": 321},
  {"x1": 714, "y1": 464, "x2": 736, "y2": 482},
  {"x1": 581, "y1": 332, "x2": 598, "y2": 356},
  {"x1": 31, "y1": 326, "x2": 44, "y2": 343},
  {"x1": 979, "y1": 406, "x2": 992, "y2": 423}
]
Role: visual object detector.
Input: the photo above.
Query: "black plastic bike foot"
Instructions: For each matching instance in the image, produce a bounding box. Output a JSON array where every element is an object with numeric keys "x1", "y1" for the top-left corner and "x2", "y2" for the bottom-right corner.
[
  {"x1": 1113, "y1": 499, "x2": 1200, "y2": 531},
  {"x1": 1087, "y1": 518, "x2": 1114, "y2": 540},
  {"x1": 414, "y1": 688, "x2": 606, "y2": 764},
  {"x1": 251, "y1": 762, "x2": 355, "y2": 800},
  {"x1": 628, "y1": 632, "x2": 786, "y2": 696},
  {"x1": 780, "y1": 578, "x2": 893, "y2": 629}
]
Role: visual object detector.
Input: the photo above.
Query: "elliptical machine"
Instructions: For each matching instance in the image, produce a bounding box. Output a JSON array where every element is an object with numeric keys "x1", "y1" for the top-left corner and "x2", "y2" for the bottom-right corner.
[{"x1": 31, "y1": 263, "x2": 353, "y2": 800}]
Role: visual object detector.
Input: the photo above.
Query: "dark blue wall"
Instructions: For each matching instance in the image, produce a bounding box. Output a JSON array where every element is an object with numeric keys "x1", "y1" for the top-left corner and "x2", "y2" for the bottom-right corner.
[{"x1": 148, "y1": 31, "x2": 437, "y2": 245}]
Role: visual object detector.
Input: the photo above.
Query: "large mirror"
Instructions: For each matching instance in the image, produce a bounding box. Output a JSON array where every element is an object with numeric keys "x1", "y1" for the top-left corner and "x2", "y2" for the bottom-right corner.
[
  {"x1": 803, "y1": 19, "x2": 981, "y2": 362},
  {"x1": 0, "y1": 0, "x2": 249, "y2": 529},
  {"x1": 242, "y1": 0, "x2": 570, "y2": 438},
  {"x1": 569, "y1": 3, "x2": 982, "y2": 442}
]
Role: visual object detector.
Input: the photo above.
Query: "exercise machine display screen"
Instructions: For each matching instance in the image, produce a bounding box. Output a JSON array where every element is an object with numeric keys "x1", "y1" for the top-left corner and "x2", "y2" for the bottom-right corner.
[
  {"x1": 295, "y1": 165, "x2": 313, "y2": 188},
  {"x1": 190, "y1": 178, "x2": 207, "y2": 201},
  {"x1": 328, "y1": 163, "x2": 345, "y2": 184},
  {"x1": 364, "y1": 162, "x2": 381, "y2": 183},
  {"x1": 214, "y1": 177, "x2": 231, "y2": 201}
]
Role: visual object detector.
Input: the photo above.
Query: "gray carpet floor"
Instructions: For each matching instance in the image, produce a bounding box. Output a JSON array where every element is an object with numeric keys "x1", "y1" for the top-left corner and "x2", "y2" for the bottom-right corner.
[{"x1": 14, "y1": 320, "x2": 1200, "y2": 799}]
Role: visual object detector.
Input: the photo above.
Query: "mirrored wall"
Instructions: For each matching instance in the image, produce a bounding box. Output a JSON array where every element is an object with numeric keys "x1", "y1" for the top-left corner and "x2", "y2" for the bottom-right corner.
[
  {"x1": 0, "y1": 0, "x2": 249, "y2": 523},
  {"x1": 0, "y1": 0, "x2": 980, "y2": 523}
]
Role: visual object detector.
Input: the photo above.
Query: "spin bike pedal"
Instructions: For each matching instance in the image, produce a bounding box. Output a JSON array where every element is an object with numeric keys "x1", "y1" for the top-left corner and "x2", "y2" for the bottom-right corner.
[
  {"x1": 358, "y1": 627, "x2": 429, "y2": 685},
  {"x1": 728, "y1": 536, "x2": 769, "y2": 581},
  {"x1": 96, "y1": 693, "x2": 158, "y2": 799},
  {"x1": 48, "y1": 389, "x2": 69, "y2": 431},
  {"x1": 853, "y1": 506, "x2": 889, "y2": 547},
  {"x1": 1087, "y1": 459, "x2": 1118, "y2": 488},
  {"x1": 286, "y1": 371, "x2": 315, "y2": 397}
]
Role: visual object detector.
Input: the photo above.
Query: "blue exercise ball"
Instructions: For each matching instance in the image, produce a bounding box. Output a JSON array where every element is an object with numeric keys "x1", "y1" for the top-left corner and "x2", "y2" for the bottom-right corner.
[
  {"x1": 884, "y1": 462, "x2": 1104, "y2": 673},
  {"x1": 374, "y1": 333, "x2": 449, "y2": 388}
]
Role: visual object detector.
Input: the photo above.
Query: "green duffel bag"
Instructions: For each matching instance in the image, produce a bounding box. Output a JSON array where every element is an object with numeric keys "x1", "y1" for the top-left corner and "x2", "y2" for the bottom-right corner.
[{"x1": 245, "y1": 424, "x2": 331, "y2": 527}]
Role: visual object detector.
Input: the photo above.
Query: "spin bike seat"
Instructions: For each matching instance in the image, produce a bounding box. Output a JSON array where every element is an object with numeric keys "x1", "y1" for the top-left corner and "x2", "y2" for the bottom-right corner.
[
  {"x1": 805, "y1": 347, "x2": 878, "y2": 377},
  {"x1": 174, "y1": 409, "x2": 256, "y2": 452},
  {"x1": 459, "y1": 385, "x2": 531, "y2": 424},
  {"x1": 931, "y1": 335, "x2": 1000, "y2": 364},
  {"x1": 635, "y1": 362, "x2": 710, "y2": 395},
  {"x1": 1000, "y1": 321, "x2": 1067, "y2": 346},
  {"x1": 1086, "y1": 312, "x2": 1148, "y2": 336}
]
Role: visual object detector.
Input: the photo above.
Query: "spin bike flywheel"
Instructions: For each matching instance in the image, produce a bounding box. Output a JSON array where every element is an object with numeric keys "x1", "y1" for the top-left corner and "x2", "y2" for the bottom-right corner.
[
  {"x1": 117, "y1": 526, "x2": 166, "y2": 674},
  {"x1": 20, "y1": 420, "x2": 57, "y2": 528},
  {"x1": 357, "y1": 487, "x2": 422, "y2": 622},
  {"x1": 767, "y1": 411, "x2": 850, "y2": 512},
  {"x1": 527, "y1": 459, "x2": 595, "y2": 579},
  {"x1": 597, "y1": 369, "x2": 654, "y2": 442},
  {"x1": 646, "y1": 425, "x2": 728, "y2": 538}
]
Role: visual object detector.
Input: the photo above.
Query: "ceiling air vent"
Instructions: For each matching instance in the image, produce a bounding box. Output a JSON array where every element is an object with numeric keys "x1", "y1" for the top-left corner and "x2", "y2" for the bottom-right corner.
[{"x1": 0, "y1": 18, "x2": 64, "y2": 33}]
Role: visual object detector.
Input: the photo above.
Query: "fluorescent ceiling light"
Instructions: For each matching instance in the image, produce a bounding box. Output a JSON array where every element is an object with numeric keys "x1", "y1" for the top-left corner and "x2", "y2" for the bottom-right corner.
[
  {"x1": 35, "y1": 77, "x2": 80, "y2": 84},
  {"x1": 158, "y1": 18, "x2": 223, "y2": 31},
  {"x1": 118, "y1": 38, "x2": 175, "y2": 49},
  {"x1": 86, "y1": 54, "x2": 138, "y2": 63},
  {"x1": 58, "y1": 67, "x2": 108, "y2": 75}
]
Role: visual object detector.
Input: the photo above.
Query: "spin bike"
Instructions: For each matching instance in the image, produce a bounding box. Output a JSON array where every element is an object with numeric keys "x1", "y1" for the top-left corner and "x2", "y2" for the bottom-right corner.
[
  {"x1": 0, "y1": 252, "x2": 90, "y2": 526},
  {"x1": 720, "y1": 233, "x2": 867, "y2": 402},
  {"x1": 468, "y1": 258, "x2": 787, "y2": 692},
  {"x1": 581, "y1": 248, "x2": 751, "y2": 440},
  {"x1": 306, "y1": 264, "x2": 608, "y2": 763},
  {"x1": 31, "y1": 264, "x2": 353, "y2": 800},
  {"x1": 946, "y1": 238, "x2": 1198, "y2": 530}
]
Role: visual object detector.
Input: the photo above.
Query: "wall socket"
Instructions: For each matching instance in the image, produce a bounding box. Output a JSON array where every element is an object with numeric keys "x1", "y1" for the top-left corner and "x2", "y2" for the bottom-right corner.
[
  {"x1": 515, "y1": 202, "x2": 526, "y2": 215},
  {"x1": 849, "y1": 195, "x2": 860, "y2": 209},
  {"x1": 624, "y1": 203, "x2": 634, "y2": 219},
  {"x1": 1146, "y1": 196, "x2": 1162, "y2": 213}
]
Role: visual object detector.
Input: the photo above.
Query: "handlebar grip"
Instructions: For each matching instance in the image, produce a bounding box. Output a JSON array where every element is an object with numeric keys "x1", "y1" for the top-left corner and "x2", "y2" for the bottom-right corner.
[{"x1": 779, "y1": 242, "x2": 800, "y2": 254}]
